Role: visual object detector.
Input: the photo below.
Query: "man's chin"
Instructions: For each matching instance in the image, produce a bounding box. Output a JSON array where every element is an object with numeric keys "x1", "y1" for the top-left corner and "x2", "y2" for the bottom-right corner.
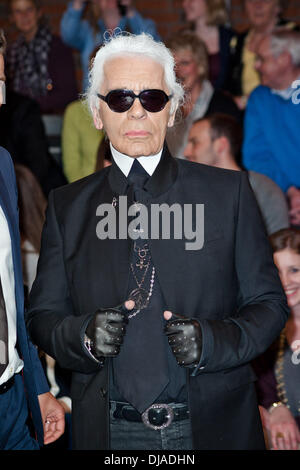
[{"x1": 114, "y1": 142, "x2": 160, "y2": 158}]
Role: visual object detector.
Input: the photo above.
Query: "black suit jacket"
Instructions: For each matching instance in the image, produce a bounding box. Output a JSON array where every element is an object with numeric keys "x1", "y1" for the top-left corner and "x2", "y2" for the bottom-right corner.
[{"x1": 26, "y1": 145, "x2": 289, "y2": 450}]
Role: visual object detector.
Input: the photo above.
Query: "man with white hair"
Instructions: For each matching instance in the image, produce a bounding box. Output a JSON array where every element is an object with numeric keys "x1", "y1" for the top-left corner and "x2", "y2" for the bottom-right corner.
[
  {"x1": 26, "y1": 33, "x2": 288, "y2": 450},
  {"x1": 243, "y1": 30, "x2": 300, "y2": 226}
]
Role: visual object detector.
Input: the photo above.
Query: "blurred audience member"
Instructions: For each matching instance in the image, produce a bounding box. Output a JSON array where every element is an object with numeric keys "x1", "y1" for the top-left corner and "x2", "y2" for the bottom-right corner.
[
  {"x1": 62, "y1": 99, "x2": 105, "y2": 182},
  {"x1": 60, "y1": 0, "x2": 160, "y2": 91},
  {"x1": 243, "y1": 30, "x2": 300, "y2": 226},
  {"x1": 0, "y1": 26, "x2": 67, "y2": 196},
  {"x1": 14, "y1": 164, "x2": 46, "y2": 294},
  {"x1": 253, "y1": 228, "x2": 300, "y2": 450},
  {"x1": 6, "y1": 0, "x2": 78, "y2": 114},
  {"x1": 227, "y1": 0, "x2": 297, "y2": 109},
  {"x1": 181, "y1": 0, "x2": 234, "y2": 89},
  {"x1": 184, "y1": 113, "x2": 290, "y2": 235},
  {"x1": 0, "y1": 89, "x2": 67, "y2": 195},
  {"x1": 166, "y1": 32, "x2": 241, "y2": 159}
]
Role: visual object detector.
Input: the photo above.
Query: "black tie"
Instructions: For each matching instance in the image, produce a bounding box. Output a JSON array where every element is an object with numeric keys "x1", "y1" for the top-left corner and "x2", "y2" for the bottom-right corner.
[
  {"x1": 113, "y1": 159, "x2": 169, "y2": 412},
  {"x1": 127, "y1": 158, "x2": 149, "y2": 192},
  {"x1": 0, "y1": 276, "x2": 8, "y2": 377}
]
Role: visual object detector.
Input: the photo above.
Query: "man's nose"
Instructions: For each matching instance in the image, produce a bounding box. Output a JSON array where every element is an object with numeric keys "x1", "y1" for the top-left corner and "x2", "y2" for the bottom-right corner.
[{"x1": 127, "y1": 97, "x2": 147, "y2": 119}]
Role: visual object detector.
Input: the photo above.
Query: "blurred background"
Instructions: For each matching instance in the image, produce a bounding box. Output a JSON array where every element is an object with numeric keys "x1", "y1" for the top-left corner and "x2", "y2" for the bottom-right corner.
[{"x1": 1, "y1": 0, "x2": 300, "y2": 90}]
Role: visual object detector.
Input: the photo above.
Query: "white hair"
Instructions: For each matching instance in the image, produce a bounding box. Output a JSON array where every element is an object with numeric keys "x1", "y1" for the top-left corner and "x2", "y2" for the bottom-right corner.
[
  {"x1": 85, "y1": 32, "x2": 184, "y2": 116},
  {"x1": 270, "y1": 31, "x2": 300, "y2": 67}
]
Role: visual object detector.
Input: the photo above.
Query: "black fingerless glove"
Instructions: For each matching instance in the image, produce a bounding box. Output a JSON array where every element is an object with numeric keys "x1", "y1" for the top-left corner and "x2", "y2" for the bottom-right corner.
[
  {"x1": 85, "y1": 304, "x2": 128, "y2": 360},
  {"x1": 164, "y1": 312, "x2": 202, "y2": 368}
]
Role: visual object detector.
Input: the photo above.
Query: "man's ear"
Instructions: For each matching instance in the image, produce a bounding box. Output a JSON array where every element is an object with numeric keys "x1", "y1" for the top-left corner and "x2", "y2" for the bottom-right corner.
[
  {"x1": 93, "y1": 107, "x2": 103, "y2": 130},
  {"x1": 213, "y1": 136, "x2": 229, "y2": 155}
]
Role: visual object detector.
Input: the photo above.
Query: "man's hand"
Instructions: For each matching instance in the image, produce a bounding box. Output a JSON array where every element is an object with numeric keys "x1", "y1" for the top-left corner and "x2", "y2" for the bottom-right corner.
[
  {"x1": 164, "y1": 311, "x2": 202, "y2": 367},
  {"x1": 38, "y1": 392, "x2": 65, "y2": 445},
  {"x1": 85, "y1": 300, "x2": 134, "y2": 360},
  {"x1": 268, "y1": 404, "x2": 300, "y2": 450}
]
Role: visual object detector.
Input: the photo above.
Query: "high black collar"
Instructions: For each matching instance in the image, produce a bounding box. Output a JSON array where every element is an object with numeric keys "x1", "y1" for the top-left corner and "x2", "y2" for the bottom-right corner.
[{"x1": 108, "y1": 143, "x2": 178, "y2": 198}]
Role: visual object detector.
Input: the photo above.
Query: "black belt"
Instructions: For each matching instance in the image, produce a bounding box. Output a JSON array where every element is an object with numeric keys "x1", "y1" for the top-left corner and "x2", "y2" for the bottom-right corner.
[
  {"x1": 0, "y1": 375, "x2": 15, "y2": 395},
  {"x1": 111, "y1": 401, "x2": 189, "y2": 430}
]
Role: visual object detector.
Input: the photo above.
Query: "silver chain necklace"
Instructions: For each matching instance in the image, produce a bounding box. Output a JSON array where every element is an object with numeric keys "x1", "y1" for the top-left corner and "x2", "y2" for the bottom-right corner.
[{"x1": 128, "y1": 241, "x2": 155, "y2": 318}]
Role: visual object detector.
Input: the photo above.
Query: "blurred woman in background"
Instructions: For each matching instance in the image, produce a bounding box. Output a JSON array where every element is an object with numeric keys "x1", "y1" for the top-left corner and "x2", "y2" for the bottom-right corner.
[
  {"x1": 166, "y1": 32, "x2": 240, "y2": 159},
  {"x1": 253, "y1": 228, "x2": 300, "y2": 450},
  {"x1": 6, "y1": 0, "x2": 78, "y2": 114},
  {"x1": 181, "y1": 0, "x2": 234, "y2": 89}
]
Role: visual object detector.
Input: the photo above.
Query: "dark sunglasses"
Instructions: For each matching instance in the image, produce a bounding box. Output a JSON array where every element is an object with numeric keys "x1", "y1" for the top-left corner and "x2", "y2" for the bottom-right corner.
[{"x1": 96, "y1": 89, "x2": 173, "y2": 113}]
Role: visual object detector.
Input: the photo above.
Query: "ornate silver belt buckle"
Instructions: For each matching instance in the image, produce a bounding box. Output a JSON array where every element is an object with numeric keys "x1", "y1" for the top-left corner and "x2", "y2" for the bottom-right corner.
[{"x1": 141, "y1": 404, "x2": 174, "y2": 430}]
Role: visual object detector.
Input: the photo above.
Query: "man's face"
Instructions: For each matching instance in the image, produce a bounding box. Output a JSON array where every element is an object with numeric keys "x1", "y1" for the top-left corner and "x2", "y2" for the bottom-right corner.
[
  {"x1": 93, "y1": 56, "x2": 175, "y2": 157},
  {"x1": 255, "y1": 36, "x2": 287, "y2": 88},
  {"x1": 245, "y1": 0, "x2": 279, "y2": 29},
  {"x1": 184, "y1": 120, "x2": 218, "y2": 165},
  {"x1": 0, "y1": 54, "x2": 5, "y2": 107},
  {"x1": 10, "y1": 0, "x2": 41, "y2": 37}
]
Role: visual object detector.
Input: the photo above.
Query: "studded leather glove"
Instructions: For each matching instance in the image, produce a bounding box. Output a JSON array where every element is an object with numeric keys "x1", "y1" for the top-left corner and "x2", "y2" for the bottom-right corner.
[
  {"x1": 164, "y1": 312, "x2": 202, "y2": 368},
  {"x1": 85, "y1": 303, "x2": 129, "y2": 360}
]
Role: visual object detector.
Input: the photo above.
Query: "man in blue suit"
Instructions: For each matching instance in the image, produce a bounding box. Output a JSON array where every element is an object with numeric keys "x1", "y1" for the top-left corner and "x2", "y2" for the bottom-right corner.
[{"x1": 0, "y1": 29, "x2": 65, "y2": 450}]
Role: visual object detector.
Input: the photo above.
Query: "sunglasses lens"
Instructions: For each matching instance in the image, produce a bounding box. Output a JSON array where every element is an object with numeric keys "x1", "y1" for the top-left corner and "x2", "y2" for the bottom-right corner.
[
  {"x1": 140, "y1": 90, "x2": 168, "y2": 112},
  {"x1": 103, "y1": 90, "x2": 170, "y2": 113},
  {"x1": 107, "y1": 90, "x2": 134, "y2": 112}
]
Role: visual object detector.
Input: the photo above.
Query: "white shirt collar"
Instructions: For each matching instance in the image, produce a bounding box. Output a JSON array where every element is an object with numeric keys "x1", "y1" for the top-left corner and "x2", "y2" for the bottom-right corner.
[{"x1": 110, "y1": 143, "x2": 162, "y2": 177}]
